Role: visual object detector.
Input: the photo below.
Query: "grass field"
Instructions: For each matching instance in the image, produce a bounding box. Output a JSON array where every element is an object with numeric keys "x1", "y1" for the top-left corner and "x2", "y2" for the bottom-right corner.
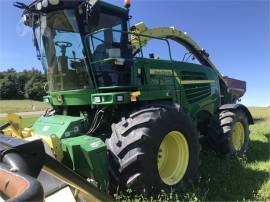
[
  {"x1": 0, "y1": 107, "x2": 269, "y2": 201},
  {"x1": 0, "y1": 100, "x2": 49, "y2": 113},
  {"x1": 192, "y1": 107, "x2": 270, "y2": 201}
]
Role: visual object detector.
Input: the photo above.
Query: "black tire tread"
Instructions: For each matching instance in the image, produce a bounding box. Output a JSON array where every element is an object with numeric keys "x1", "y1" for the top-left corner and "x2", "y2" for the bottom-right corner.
[
  {"x1": 106, "y1": 104, "x2": 200, "y2": 193},
  {"x1": 207, "y1": 108, "x2": 250, "y2": 155}
]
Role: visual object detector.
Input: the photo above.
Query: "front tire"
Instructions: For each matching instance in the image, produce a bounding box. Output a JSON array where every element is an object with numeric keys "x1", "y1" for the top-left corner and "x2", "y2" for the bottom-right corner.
[{"x1": 106, "y1": 105, "x2": 200, "y2": 193}]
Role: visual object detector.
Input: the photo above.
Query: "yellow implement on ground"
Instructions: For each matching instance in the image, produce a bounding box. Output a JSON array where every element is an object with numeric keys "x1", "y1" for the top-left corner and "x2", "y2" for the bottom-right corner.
[{"x1": 1, "y1": 113, "x2": 33, "y2": 138}]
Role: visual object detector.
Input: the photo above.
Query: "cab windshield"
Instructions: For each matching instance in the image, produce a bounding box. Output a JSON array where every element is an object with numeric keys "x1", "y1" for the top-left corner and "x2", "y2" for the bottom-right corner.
[
  {"x1": 34, "y1": 10, "x2": 92, "y2": 91},
  {"x1": 86, "y1": 11, "x2": 132, "y2": 87}
]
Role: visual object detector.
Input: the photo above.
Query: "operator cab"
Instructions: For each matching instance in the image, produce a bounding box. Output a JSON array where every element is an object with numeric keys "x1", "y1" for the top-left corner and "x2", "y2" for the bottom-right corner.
[
  {"x1": 21, "y1": 0, "x2": 131, "y2": 91},
  {"x1": 85, "y1": 2, "x2": 132, "y2": 87}
]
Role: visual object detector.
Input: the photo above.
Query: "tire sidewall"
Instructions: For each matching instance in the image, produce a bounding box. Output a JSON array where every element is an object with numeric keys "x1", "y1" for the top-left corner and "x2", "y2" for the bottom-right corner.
[
  {"x1": 140, "y1": 107, "x2": 199, "y2": 192},
  {"x1": 229, "y1": 110, "x2": 249, "y2": 156}
]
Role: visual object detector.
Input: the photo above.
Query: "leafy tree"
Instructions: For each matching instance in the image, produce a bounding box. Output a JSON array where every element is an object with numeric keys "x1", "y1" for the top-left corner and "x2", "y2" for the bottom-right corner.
[
  {"x1": 27, "y1": 81, "x2": 46, "y2": 100},
  {"x1": 0, "y1": 68, "x2": 46, "y2": 100},
  {"x1": 0, "y1": 78, "x2": 18, "y2": 99}
]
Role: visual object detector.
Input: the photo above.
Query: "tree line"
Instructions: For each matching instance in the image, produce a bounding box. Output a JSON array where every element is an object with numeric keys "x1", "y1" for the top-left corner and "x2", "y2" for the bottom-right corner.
[{"x1": 0, "y1": 68, "x2": 46, "y2": 101}]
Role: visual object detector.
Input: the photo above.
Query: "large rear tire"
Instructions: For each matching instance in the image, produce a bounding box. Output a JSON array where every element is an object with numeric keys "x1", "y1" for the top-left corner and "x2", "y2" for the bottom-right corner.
[
  {"x1": 106, "y1": 105, "x2": 200, "y2": 193},
  {"x1": 207, "y1": 108, "x2": 250, "y2": 156}
]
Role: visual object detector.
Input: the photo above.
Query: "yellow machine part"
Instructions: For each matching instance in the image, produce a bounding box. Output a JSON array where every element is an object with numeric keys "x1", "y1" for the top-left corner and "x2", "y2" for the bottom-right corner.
[
  {"x1": 158, "y1": 131, "x2": 189, "y2": 185},
  {"x1": 231, "y1": 121, "x2": 245, "y2": 151},
  {"x1": 2, "y1": 113, "x2": 33, "y2": 138},
  {"x1": 44, "y1": 135, "x2": 64, "y2": 161},
  {"x1": 1, "y1": 113, "x2": 63, "y2": 162}
]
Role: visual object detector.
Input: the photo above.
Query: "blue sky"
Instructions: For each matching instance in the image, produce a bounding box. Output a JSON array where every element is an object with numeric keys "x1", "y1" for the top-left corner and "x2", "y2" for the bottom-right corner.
[{"x1": 0, "y1": 0, "x2": 269, "y2": 106}]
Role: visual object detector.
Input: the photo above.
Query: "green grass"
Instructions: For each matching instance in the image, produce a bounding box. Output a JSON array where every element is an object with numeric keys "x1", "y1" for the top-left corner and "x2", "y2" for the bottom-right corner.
[
  {"x1": 0, "y1": 116, "x2": 38, "y2": 128},
  {"x1": 185, "y1": 107, "x2": 270, "y2": 201},
  {"x1": 0, "y1": 100, "x2": 50, "y2": 113},
  {"x1": 0, "y1": 107, "x2": 269, "y2": 201}
]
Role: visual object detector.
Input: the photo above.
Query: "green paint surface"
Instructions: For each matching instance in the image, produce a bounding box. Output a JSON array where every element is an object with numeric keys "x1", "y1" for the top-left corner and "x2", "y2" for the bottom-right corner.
[
  {"x1": 62, "y1": 135, "x2": 109, "y2": 190},
  {"x1": 32, "y1": 115, "x2": 84, "y2": 139}
]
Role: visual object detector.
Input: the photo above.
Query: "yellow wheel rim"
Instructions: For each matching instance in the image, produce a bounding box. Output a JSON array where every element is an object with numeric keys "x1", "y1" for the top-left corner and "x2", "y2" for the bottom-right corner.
[
  {"x1": 157, "y1": 131, "x2": 189, "y2": 185},
  {"x1": 232, "y1": 121, "x2": 245, "y2": 151}
]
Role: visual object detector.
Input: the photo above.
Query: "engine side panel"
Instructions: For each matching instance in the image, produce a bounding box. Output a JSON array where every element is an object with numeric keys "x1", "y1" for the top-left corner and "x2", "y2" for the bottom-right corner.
[{"x1": 133, "y1": 59, "x2": 221, "y2": 119}]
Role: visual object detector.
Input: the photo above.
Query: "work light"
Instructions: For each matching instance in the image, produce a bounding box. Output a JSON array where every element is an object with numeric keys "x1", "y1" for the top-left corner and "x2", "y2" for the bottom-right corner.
[
  {"x1": 94, "y1": 96, "x2": 102, "y2": 103},
  {"x1": 116, "y1": 95, "x2": 124, "y2": 102},
  {"x1": 48, "y1": 0, "x2": 60, "y2": 5},
  {"x1": 35, "y1": 2, "x2": 42, "y2": 10},
  {"x1": 42, "y1": 0, "x2": 48, "y2": 8}
]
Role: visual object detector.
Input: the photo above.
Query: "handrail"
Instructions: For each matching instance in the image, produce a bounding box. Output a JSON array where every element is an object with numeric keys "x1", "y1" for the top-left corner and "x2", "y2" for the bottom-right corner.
[
  {"x1": 130, "y1": 22, "x2": 228, "y2": 87},
  {"x1": 85, "y1": 27, "x2": 178, "y2": 98},
  {"x1": 85, "y1": 25, "x2": 227, "y2": 89}
]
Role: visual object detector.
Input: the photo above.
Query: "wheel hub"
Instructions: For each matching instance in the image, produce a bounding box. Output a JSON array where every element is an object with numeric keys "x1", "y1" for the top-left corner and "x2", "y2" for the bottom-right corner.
[
  {"x1": 157, "y1": 131, "x2": 189, "y2": 185},
  {"x1": 232, "y1": 121, "x2": 245, "y2": 151}
]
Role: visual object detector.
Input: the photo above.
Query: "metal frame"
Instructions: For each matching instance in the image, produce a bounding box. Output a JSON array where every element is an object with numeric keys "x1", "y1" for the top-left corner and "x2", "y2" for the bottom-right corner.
[{"x1": 0, "y1": 134, "x2": 113, "y2": 201}]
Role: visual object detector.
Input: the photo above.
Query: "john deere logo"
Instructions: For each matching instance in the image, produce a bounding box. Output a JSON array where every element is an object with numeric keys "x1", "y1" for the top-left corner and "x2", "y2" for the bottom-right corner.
[{"x1": 56, "y1": 95, "x2": 63, "y2": 105}]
